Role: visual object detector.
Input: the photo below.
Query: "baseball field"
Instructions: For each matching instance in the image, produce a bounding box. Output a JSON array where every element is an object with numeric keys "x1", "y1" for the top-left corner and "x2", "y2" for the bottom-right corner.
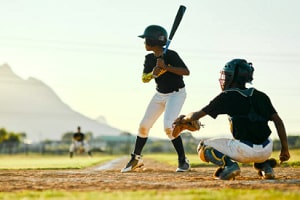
[{"x1": 0, "y1": 150, "x2": 299, "y2": 200}]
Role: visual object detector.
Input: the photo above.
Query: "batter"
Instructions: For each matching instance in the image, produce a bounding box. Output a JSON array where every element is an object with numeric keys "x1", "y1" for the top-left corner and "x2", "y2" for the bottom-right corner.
[{"x1": 121, "y1": 25, "x2": 190, "y2": 173}]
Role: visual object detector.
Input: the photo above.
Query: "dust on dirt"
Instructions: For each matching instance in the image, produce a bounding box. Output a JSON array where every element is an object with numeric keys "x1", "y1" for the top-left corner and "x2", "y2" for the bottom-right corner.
[{"x1": 0, "y1": 157, "x2": 299, "y2": 192}]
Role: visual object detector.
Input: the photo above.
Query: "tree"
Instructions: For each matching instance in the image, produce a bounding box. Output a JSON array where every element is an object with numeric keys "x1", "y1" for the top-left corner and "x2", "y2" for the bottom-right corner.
[
  {"x1": 61, "y1": 132, "x2": 74, "y2": 142},
  {"x1": 0, "y1": 128, "x2": 8, "y2": 143},
  {"x1": 0, "y1": 129, "x2": 25, "y2": 154}
]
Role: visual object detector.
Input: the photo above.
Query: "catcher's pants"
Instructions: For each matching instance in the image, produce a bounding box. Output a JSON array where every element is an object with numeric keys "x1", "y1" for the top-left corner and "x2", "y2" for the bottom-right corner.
[
  {"x1": 69, "y1": 141, "x2": 90, "y2": 153},
  {"x1": 139, "y1": 88, "x2": 186, "y2": 139},
  {"x1": 203, "y1": 137, "x2": 273, "y2": 163}
]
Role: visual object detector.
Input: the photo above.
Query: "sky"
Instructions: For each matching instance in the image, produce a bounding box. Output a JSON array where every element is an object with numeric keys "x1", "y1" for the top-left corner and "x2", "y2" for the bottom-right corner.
[{"x1": 0, "y1": 0, "x2": 299, "y2": 140}]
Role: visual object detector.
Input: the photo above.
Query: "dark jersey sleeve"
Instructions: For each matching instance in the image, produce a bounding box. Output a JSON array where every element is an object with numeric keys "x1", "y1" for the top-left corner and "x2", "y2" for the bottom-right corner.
[
  {"x1": 164, "y1": 50, "x2": 187, "y2": 69},
  {"x1": 143, "y1": 53, "x2": 156, "y2": 74},
  {"x1": 202, "y1": 93, "x2": 227, "y2": 119}
]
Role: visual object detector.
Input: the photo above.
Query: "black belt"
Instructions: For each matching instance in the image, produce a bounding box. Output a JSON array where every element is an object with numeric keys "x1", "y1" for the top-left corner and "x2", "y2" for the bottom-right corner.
[
  {"x1": 157, "y1": 87, "x2": 184, "y2": 94},
  {"x1": 240, "y1": 139, "x2": 270, "y2": 148}
]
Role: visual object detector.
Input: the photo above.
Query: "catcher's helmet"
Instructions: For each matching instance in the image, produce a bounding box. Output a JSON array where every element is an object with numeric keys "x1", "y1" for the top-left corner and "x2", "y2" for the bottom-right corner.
[
  {"x1": 138, "y1": 25, "x2": 168, "y2": 46},
  {"x1": 219, "y1": 59, "x2": 254, "y2": 90}
]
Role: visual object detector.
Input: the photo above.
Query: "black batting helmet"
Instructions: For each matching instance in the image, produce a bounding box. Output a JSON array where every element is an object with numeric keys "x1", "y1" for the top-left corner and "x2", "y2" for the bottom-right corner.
[{"x1": 138, "y1": 25, "x2": 168, "y2": 46}]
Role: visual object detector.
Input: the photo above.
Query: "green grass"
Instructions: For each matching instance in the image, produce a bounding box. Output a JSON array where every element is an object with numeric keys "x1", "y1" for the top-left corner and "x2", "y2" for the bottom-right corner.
[
  {"x1": 0, "y1": 189, "x2": 299, "y2": 200},
  {"x1": 0, "y1": 149, "x2": 298, "y2": 170},
  {"x1": 0, "y1": 154, "x2": 117, "y2": 169}
]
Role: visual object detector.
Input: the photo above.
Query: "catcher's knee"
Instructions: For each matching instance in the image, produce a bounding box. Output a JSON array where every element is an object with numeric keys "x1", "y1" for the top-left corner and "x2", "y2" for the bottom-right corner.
[
  {"x1": 197, "y1": 141, "x2": 208, "y2": 162},
  {"x1": 197, "y1": 143, "x2": 226, "y2": 167},
  {"x1": 165, "y1": 128, "x2": 174, "y2": 140},
  {"x1": 138, "y1": 127, "x2": 149, "y2": 138}
]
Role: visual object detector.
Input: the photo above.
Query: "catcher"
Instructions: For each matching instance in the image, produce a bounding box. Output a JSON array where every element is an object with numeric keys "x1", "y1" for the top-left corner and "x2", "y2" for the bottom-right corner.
[
  {"x1": 173, "y1": 59, "x2": 290, "y2": 180},
  {"x1": 69, "y1": 126, "x2": 92, "y2": 158}
]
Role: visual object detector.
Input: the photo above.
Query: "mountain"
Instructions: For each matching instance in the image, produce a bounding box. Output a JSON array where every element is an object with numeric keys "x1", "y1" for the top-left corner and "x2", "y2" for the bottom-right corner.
[{"x1": 0, "y1": 63, "x2": 122, "y2": 141}]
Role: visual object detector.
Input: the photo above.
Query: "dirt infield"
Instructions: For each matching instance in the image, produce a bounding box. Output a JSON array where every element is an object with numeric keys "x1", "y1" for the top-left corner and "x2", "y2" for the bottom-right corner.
[{"x1": 0, "y1": 157, "x2": 299, "y2": 192}]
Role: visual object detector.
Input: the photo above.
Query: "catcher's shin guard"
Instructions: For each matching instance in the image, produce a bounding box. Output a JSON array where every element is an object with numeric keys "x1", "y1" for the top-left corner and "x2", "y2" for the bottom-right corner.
[
  {"x1": 197, "y1": 142, "x2": 240, "y2": 180},
  {"x1": 198, "y1": 145, "x2": 226, "y2": 167}
]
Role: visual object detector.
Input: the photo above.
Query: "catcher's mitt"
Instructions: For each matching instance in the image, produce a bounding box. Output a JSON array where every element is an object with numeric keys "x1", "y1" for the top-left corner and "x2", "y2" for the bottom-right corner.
[{"x1": 172, "y1": 115, "x2": 201, "y2": 138}]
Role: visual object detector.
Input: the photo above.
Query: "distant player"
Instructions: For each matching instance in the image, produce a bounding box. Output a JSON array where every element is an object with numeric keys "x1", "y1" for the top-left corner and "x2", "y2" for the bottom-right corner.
[
  {"x1": 69, "y1": 126, "x2": 92, "y2": 158},
  {"x1": 121, "y1": 25, "x2": 190, "y2": 172},
  {"x1": 174, "y1": 59, "x2": 290, "y2": 180}
]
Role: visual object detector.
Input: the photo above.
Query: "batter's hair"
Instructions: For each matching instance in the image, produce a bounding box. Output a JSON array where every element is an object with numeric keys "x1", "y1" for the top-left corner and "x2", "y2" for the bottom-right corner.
[{"x1": 145, "y1": 38, "x2": 165, "y2": 47}]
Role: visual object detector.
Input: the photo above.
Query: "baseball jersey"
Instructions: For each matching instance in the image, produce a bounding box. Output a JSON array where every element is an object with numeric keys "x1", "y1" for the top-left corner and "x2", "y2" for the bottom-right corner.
[
  {"x1": 202, "y1": 88, "x2": 277, "y2": 144},
  {"x1": 73, "y1": 132, "x2": 85, "y2": 142},
  {"x1": 143, "y1": 49, "x2": 187, "y2": 93}
]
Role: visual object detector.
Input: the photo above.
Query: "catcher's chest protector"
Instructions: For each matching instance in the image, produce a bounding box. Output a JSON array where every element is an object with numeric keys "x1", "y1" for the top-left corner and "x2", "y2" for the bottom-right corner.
[{"x1": 226, "y1": 88, "x2": 271, "y2": 143}]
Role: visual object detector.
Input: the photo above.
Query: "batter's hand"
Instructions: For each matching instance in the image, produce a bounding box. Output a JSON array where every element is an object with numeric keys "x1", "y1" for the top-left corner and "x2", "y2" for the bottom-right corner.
[
  {"x1": 152, "y1": 58, "x2": 167, "y2": 78},
  {"x1": 156, "y1": 58, "x2": 167, "y2": 69},
  {"x1": 152, "y1": 66, "x2": 167, "y2": 78}
]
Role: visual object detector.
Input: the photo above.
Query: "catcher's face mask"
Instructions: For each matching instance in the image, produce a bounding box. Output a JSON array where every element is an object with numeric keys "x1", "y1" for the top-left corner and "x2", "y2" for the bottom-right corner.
[{"x1": 219, "y1": 71, "x2": 233, "y2": 91}]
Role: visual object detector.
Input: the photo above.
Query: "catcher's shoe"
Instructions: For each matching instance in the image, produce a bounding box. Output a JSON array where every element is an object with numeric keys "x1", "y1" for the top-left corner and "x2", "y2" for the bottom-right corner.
[
  {"x1": 121, "y1": 153, "x2": 144, "y2": 173},
  {"x1": 215, "y1": 162, "x2": 241, "y2": 180},
  {"x1": 254, "y1": 158, "x2": 277, "y2": 179},
  {"x1": 176, "y1": 158, "x2": 191, "y2": 172},
  {"x1": 259, "y1": 166, "x2": 275, "y2": 179}
]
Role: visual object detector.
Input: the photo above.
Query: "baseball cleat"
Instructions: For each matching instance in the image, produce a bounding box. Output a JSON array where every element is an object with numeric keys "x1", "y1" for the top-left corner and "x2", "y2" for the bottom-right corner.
[
  {"x1": 214, "y1": 162, "x2": 241, "y2": 180},
  {"x1": 254, "y1": 158, "x2": 277, "y2": 179},
  {"x1": 176, "y1": 158, "x2": 191, "y2": 172},
  {"x1": 121, "y1": 153, "x2": 144, "y2": 173},
  {"x1": 259, "y1": 167, "x2": 275, "y2": 179}
]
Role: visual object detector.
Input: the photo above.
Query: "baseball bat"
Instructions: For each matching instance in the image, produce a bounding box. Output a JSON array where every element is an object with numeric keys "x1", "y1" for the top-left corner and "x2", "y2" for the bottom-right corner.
[
  {"x1": 163, "y1": 5, "x2": 186, "y2": 54},
  {"x1": 152, "y1": 5, "x2": 186, "y2": 78}
]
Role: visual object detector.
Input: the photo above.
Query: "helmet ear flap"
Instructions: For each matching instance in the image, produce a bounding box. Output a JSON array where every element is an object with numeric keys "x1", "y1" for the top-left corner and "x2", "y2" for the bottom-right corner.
[{"x1": 248, "y1": 62, "x2": 254, "y2": 83}]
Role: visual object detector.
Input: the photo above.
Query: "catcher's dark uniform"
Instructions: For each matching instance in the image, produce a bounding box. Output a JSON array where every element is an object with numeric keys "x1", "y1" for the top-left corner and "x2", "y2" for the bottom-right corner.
[
  {"x1": 201, "y1": 88, "x2": 275, "y2": 163},
  {"x1": 177, "y1": 58, "x2": 289, "y2": 179}
]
